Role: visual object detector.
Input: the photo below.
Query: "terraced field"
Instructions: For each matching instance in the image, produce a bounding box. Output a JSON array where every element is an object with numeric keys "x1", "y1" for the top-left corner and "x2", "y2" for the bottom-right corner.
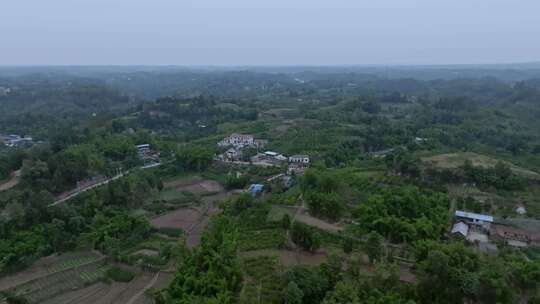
[{"x1": 0, "y1": 252, "x2": 107, "y2": 304}]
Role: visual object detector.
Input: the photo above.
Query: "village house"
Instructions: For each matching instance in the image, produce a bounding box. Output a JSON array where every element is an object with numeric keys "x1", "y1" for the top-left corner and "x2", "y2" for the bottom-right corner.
[
  {"x1": 218, "y1": 133, "x2": 254, "y2": 148},
  {"x1": 2, "y1": 134, "x2": 33, "y2": 148},
  {"x1": 136, "y1": 144, "x2": 160, "y2": 166},
  {"x1": 451, "y1": 221, "x2": 470, "y2": 238},
  {"x1": 225, "y1": 147, "x2": 242, "y2": 161},
  {"x1": 368, "y1": 148, "x2": 395, "y2": 158},
  {"x1": 253, "y1": 139, "x2": 268, "y2": 149},
  {"x1": 454, "y1": 210, "x2": 493, "y2": 232},
  {"x1": 289, "y1": 155, "x2": 310, "y2": 164},
  {"x1": 136, "y1": 144, "x2": 151, "y2": 158}
]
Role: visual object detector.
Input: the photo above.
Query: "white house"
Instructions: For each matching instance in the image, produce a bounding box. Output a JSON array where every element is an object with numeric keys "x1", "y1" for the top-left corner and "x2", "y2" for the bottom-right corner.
[
  {"x1": 218, "y1": 133, "x2": 254, "y2": 148},
  {"x1": 136, "y1": 144, "x2": 150, "y2": 158},
  {"x1": 289, "y1": 155, "x2": 310, "y2": 164},
  {"x1": 225, "y1": 148, "x2": 242, "y2": 160}
]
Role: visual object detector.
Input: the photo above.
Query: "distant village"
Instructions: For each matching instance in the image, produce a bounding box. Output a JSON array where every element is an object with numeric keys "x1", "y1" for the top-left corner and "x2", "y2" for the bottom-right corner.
[
  {"x1": 0, "y1": 134, "x2": 34, "y2": 148},
  {"x1": 217, "y1": 133, "x2": 310, "y2": 172},
  {"x1": 216, "y1": 133, "x2": 311, "y2": 195}
]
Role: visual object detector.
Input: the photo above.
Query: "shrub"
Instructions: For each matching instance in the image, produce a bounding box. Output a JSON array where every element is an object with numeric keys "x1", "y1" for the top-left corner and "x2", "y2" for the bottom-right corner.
[{"x1": 106, "y1": 266, "x2": 135, "y2": 282}]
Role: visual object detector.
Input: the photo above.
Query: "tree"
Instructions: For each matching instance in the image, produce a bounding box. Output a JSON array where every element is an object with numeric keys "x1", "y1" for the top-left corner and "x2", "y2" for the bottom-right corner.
[
  {"x1": 157, "y1": 178, "x2": 164, "y2": 192},
  {"x1": 364, "y1": 231, "x2": 384, "y2": 263},
  {"x1": 342, "y1": 237, "x2": 354, "y2": 254},
  {"x1": 175, "y1": 145, "x2": 213, "y2": 172},
  {"x1": 494, "y1": 161, "x2": 511, "y2": 180},
  {"x1": 282, "y1": 213, "x2": 291, "y2": 230},
  {"x1": 291, "y1": 222, "x2": 321, "y2": 252},
  {"x1": 284, "y1": 282, "x2": 303, "y2": 304}
]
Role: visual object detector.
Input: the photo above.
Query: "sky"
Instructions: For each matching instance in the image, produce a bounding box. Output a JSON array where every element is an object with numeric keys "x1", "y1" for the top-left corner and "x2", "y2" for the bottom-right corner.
[{"x1": 1, "y1": 0, "x2": 540, "y2": 66}]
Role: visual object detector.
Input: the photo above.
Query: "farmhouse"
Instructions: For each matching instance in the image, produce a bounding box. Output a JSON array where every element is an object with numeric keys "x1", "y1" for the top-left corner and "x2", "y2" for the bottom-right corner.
[
  {"x1": 136, "y1": 144, "x2": 150, "y2": 157},
  {"x1": 454, "y1": 210, "x2": 493, "y2": 231},
  {"x1": 225, "y1": 147, "x2": 242, "y2": 160},
  {"x1": 451, "y1": 221, "x2": 469, "y2": 238},
  {"x1": 218, "y1": 133, "x2": 254, "y2": 148},
  {"x1": 253, "y1": 139, "x2": 268, "y2": 149},
  {"x1": 289, "y1": 155, "x2": 310, "y2": 164}
]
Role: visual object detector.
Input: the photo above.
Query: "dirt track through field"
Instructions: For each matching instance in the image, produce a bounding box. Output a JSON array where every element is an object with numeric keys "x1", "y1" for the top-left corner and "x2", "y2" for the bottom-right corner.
[{"x1": 0, "y1": 170, "x2": 20, "y2": 192}]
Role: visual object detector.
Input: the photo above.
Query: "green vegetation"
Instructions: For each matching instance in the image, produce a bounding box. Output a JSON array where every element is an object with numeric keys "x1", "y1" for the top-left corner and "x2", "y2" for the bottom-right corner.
[
  {"x1": 106, "y1": 266, "x2": 135, "y2": 282},
  {"x1": 3, "y1": 67, "x2": 540, "y2": 303}
]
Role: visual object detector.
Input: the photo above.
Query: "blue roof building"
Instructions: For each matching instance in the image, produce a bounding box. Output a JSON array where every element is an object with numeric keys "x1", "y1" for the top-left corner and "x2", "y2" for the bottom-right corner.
[{"x1": 248, "y1": 184, "x2": 264, "y2": 196}]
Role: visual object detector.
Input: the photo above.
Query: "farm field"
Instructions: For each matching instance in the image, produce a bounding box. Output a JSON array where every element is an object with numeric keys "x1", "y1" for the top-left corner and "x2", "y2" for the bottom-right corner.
[
  {"x1": 239, "y1": 248, "x2": 328, "y2": 267},
  {"x1": 0, "y1": 253, "x2": 108, "y2": 304},
  {"x1": 149, "y1": 207, "x2": 202, "y2": 230},
  {"x1": 41, "y1": 272, "x2": 159, "y2": 304},
  {"x1": 422, "y1": 152, "x2": 540, "y2": 180},
  {"x1": 148, "y1": 175, "x2": 239, "y2": 247},
  {"x1": 0, "y1": 251, "x2": 103, "y2": 291}
]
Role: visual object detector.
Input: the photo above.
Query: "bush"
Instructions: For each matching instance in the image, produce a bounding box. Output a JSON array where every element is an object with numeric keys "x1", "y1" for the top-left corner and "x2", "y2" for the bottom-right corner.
[
  {"x1": 157, "y1": 227, "x2": 184, "y2": 238},
  {"x1": 106, "y1": 266, "x2": 135, "y2": 282}
]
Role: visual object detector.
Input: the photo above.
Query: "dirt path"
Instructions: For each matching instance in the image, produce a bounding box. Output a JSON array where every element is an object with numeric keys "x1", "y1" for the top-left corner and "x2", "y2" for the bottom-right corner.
[
  {"x1": 289, "y1": 198, "x2": 343, "y2": 233},
  {"x1": 51, "y1": 172, "x2": 127, "y2": 206},
  {"x1": 125, "y1": 272, "x2": 160, "y2": 304},
  {"x1": 0, "y1": 170, "x2": 20, "y2": 192}
]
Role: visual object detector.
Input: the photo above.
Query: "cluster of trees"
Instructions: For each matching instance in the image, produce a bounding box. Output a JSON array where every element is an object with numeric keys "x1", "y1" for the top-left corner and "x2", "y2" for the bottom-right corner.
[
  {"x1": 300, "y1": 169, "x2": 345, "y2": 221},
  {"x1": 135, "y1": 96, "x2": 258, "y2": 137},
  {"x1": 0, "y1": 170, "x2": 160, "y2": 273},
  {"x1": 158, "y1": 216, "x2": 242, "y2": 304},
  {"x1": 283, "y1": 254, "x2": 416, "y2": 304},
  {"x1": 174, "y1": 145, "x2": 213, "y2": 172},
  {"x1": 291, "y1": 222, "x2": 321, "y2": 252},
  {"x1": 426, "y1": 160, "x2": 524, "y2": 191},
  {"x1": 353, "y1": 186, "x2": 449, "y2": 243},
  {"x1": 414, "y1": 240, "x2": 523, "y2": 303}
]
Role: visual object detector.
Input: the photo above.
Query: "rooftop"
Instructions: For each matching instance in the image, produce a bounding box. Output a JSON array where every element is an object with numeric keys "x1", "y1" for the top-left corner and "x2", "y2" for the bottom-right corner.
[
  {"x1": 451, "y1": 221, "x2": 469, "y2": 237},
  {"x1": 290, "y1": 155, "x2": 309, "y2": 158},
  {"x1": 455, "y1": 210, "x2": 494, "y2": 223}
]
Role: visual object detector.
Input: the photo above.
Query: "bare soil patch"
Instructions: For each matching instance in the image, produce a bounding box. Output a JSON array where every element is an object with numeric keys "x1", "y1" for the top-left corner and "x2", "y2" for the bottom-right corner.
[
  {"x1": 149, "y1": 208, "x2": 202, "y2": 230},
  {"x1": 295, "y1": 210, "x2": 343, "y2": 233},
  {"x1": 199, "y1": 180, "x2": 224, "y2": 193}
]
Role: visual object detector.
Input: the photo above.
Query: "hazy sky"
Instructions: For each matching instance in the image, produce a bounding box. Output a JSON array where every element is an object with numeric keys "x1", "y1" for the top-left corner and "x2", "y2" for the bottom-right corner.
[{"x1": 1, "y1": 0, "x2": 539, "y2": 65}]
